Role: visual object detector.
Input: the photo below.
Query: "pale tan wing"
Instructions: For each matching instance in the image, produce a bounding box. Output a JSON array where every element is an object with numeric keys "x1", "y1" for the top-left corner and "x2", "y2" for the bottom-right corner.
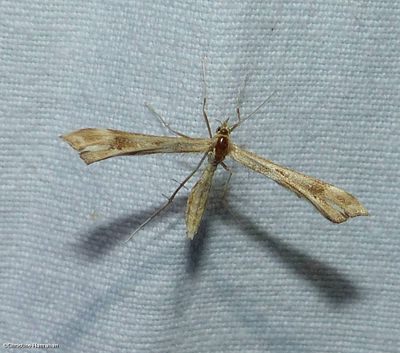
[
  {"x1": 62, "y1": 128, "x2": 211, "y2": 164},
  {"x1": 230, "y1": 144, "x2": 368, "y2": 223},
  {"x1": 186, "y1": 162, "x2": 217, "y2": 239}
]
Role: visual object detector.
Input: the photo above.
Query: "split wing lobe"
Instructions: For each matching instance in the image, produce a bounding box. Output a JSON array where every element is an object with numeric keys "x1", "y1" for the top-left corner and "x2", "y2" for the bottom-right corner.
[
  {"x1": 62, "y1": 128, "x2": 211, "y2": 164},
  {"x1": 230, "y1": 144, "x2": 368, "y2": 223},
  {"x1": 186, "y1": 163, "x2": 217, "y2": 239}
]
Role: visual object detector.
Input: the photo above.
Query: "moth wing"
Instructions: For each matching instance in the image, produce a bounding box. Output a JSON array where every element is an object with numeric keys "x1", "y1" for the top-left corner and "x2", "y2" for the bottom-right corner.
[
  {"x1": 62, "y1": 128, "x2": 211, "y2": 164},
  {"x1": 230, "y1": 144, "x2": 368, "y2": 223},
  {"x1": 186, "y1": 163, "x2": 217, "y2": 239}
]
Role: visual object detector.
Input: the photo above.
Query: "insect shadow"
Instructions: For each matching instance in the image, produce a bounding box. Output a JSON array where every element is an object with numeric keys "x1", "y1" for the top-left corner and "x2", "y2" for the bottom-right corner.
[
  {"x1": 72, "y1": 190, "x2": 360, "y2": 305},
  {"x1": 219, "y1": 206, "x2": 361, "y2": 305},
  {"x1": 184, "y1": 214, "x2": 209, "y2": 274},
  {"x1": 72, "y1": 195, "x2": 188, "y2": 260}
]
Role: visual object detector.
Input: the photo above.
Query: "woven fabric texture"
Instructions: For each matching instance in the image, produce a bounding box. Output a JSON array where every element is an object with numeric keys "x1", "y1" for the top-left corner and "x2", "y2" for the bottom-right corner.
[{"x1": 1, "y1": 1, "x2": 399, "y2": 352}]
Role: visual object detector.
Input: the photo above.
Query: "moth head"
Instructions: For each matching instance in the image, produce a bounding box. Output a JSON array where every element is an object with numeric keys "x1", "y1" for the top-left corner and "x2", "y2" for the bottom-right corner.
[{"x1": 215, "y1": 119, "x2": 231, "y2": 136}]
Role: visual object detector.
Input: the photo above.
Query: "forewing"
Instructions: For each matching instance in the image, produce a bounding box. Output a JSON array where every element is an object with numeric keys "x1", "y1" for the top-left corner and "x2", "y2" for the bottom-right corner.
[
  {"x1": 186, "y1": 163, "x2": 217, "y2": 239},
  {"x1": 230, "y1": 144, "x2": 368, "y2": 223},
  {"x1": 62, "y1": 128, "x2": 211, "y2": 164}
]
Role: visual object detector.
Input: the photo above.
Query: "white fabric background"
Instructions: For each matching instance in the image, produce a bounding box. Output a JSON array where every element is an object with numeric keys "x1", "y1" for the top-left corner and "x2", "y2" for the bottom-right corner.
[{"x1": 1, "y1": 1, "x2": 399, "y2": 352}]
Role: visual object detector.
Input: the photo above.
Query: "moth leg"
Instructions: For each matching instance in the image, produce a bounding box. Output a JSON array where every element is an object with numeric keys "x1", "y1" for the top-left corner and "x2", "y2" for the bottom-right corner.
[
  {"x1": 236, "y1": 107, "x2": 241, "y2": 124},
  {"x1": 235, "y1": 74, "x2": 249, "y2": 125},
  {"x1": 202, "y1": 57, "x2": 213, "y2": 138},
  {"x1": 145, "y1": 102, "x2": 190, "y2": 138},
  {"x1": 125, "y1": 153, "x2": 208, "y2": 242},
  {"x1": 170, "y1": 178, "x2": 189, "y2": 191},
  {"x1": 220, "y1": 162, "x2": 233, "y2": 201}
]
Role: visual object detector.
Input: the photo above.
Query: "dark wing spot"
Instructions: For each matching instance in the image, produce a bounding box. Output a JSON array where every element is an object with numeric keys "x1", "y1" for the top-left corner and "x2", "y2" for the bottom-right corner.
[
  {"x1": 308, "y1": 181, "x2": 325, "y2": 196},
  {"x1": 275, "y1": 169, "x2": 288, "y2": 178},
  {"x1": 113, "y1": 136, "x2": 129, "y2": 150}
]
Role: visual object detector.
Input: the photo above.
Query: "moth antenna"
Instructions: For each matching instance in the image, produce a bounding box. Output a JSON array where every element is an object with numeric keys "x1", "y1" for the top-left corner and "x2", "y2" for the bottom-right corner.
[
  {"x1": 202, "y1": 56, "x2": 213, "y2": 138},
  {"x1": 231, "y1": 90, "x2": 276, "y2": 131},
  {"x1": 236, "y1": 74, "x2": 249, "y2": 112}
]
